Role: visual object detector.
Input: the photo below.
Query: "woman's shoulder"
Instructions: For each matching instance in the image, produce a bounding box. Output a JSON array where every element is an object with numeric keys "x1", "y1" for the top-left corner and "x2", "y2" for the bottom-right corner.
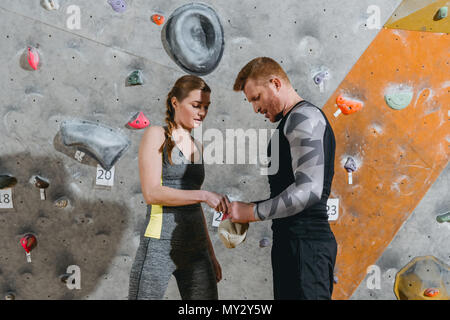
[
  {"x1": 145, "y1": 125, "x2": 165, "y2": 135},
  {"x1": 142, "y1": 125, "x2": 166, "y2": 144}
]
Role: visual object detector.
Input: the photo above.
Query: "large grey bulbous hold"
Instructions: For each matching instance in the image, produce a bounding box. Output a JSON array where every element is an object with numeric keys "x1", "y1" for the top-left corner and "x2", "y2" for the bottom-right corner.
[
  {"x1": 162, "y1": 3, "x2": 225, "y2": 76},
  {"x1": 60, "y1": 119, "x2": 131, "y2": 171}
]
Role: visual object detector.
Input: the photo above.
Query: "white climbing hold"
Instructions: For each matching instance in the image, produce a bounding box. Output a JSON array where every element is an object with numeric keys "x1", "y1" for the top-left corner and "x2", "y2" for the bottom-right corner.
[{"x1": 41, "y1": 0, "x2": 60, "y2": 10}]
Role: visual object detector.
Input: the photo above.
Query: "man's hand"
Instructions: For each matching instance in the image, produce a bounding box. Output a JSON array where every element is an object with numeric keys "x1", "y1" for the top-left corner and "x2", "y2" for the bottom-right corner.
[{"x1": 228, "y1": 201, "x2": 259, "y2": 223}]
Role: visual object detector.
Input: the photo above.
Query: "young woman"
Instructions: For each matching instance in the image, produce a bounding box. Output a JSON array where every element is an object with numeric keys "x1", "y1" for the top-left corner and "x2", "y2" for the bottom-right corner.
[{"x1": 128, "y1": 75, "x2": 230, "y2": 300}]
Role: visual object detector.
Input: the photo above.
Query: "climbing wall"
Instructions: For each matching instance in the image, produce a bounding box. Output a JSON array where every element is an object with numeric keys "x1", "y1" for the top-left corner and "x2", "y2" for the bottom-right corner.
[
  {"x1": 2, "y1": 0, "x2": 448, "y2": 300},
  {"x1": 384, "y1": 0, "x2": 450, "y2": 33},
  {"x1": 349, "y1": 0, "x2": 450, "y2": 300}
]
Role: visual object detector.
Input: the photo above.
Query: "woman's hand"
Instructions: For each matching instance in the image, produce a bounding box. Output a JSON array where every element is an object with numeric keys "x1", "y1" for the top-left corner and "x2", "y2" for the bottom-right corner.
[
  {"x1": 211, "y1": 255, "x2": 222, "y2": 283},
  {"x1": 203, "y1": 191, "x2": 230, "y2": 215}
]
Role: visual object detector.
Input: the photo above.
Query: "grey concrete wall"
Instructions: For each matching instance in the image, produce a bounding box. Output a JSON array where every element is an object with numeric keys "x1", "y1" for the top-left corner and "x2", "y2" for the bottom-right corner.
[{"x1": 5, "y1": 0, "x2": 442, "y2": 300}]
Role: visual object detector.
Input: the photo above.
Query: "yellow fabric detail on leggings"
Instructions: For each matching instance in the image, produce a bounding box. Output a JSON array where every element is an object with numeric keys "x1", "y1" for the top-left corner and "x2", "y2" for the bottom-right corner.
[{"x1": 144, "y1": 176, "x2": 163, "y2": 239}]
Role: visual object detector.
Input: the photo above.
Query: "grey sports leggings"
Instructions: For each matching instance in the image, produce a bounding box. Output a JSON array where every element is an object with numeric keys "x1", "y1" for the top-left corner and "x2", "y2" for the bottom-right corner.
[{"x1": 128, "y1": 237, "x2": 218, "y2": 300}]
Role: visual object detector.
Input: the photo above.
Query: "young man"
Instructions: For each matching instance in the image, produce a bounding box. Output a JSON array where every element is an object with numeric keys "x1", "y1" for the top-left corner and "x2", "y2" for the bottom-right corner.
[{"x1": 229, "y1": 57, "x2": 337, "y2": 300}]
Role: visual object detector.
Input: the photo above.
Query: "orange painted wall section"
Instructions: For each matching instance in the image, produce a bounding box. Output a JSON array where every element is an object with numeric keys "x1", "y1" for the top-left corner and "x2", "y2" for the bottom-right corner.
[{"x1": 322, "y1": 28, "x2": 449, "y2": 299}]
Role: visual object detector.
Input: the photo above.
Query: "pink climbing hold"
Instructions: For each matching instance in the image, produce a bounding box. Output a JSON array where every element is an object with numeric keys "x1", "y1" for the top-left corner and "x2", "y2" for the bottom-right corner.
[
  {"x1": 27, "y1": 47, "x2": 39, "y2": 70},
  {"x1": 127, "y1": 112, "x2": 150, "y2": 129}
]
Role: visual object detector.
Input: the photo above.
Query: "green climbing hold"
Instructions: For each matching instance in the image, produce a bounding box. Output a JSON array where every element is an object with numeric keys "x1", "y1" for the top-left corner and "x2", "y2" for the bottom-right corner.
[
  {"x1": 127, "y1": 70, "x2": 143, "y2": 86},
  {"x1": 384, "y1": 91, "x2": 413, "y2": 110},
  {"x1": 436, "y1": 212, "x2": 450, "y2": 223},
  {"x1": 436, "y1": 7, "x2": 448, "y2": 20}
]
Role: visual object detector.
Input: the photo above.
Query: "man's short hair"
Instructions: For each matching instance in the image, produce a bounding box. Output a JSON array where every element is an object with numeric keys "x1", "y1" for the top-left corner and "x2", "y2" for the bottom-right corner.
[{"x1": 233, "y1": 57, "x2": 290, "y2": 91}]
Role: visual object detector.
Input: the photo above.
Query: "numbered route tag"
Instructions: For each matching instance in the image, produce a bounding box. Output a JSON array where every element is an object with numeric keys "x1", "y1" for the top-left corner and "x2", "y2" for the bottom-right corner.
[
  {"x1": 327, "y1": 198, "x2": 339, "y2": 221},
  {"x1": 0, "y1": 188, "x2": 13, "y2": 209},
  {"x1": 319, "y1": 80, "x2": 325, "y2": 93},
  {"x1": 212, "y1": 211, "x2": 223, "y2": 227},
  {"x1": 95, "y1": 165, "x2": 115, "y2": 186}
]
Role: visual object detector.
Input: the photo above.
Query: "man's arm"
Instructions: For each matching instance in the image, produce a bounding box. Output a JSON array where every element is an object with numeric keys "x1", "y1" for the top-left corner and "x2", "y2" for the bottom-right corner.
[{"x1": 253, "y1": 106, "x2": 326, "y2": 221}]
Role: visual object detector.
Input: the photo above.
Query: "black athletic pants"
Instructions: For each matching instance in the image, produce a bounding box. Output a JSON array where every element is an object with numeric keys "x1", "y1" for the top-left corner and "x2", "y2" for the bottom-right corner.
[{"x1": 271, "y1": 234, "x2": 337, "y2": 300}]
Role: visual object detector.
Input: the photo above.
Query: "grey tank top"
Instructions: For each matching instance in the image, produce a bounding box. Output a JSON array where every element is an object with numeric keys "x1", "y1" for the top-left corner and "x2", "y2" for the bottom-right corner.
[{"x1": 143, "y1": 127, "x2": 207, "y2": 244}]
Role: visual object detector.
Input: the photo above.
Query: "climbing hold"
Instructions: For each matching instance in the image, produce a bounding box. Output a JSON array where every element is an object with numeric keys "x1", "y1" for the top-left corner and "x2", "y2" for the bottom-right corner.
[
  {"x1": 54, "y1": 197, "x2": 69, "y2": 209},
  {"x1": 0, "y1": 175, "x2": 17, "y2": 189},
  {"x1": 436, "y1": 7, "x2": 448, "y2": 20},
  {"x1": 259, "y1": 237, "x2": 271, "y2": 248},
  {"x1": 20, "y1": 234, "x2": 37, "y2": 263},
  {"x1": 436, "y1": 211, "x2": 450, "y2": 223},
  {"x1": 384, "y1": 91, "x2": 413, "y2": 110},
  {"x1": 40, "y1": 0, "x2": 59, "y2": 10},
  {"x1": 32, "y1": 175, "x2": 49, "y2": 189},
  {"x1": 27, "y1": 47, "x2": 39, "y2": 70},
  {"x1": 5, "y1": 292, "x2": 15, "y2": 300},
  {"x1": 394, "y1": 256, "x2": 450, "y2": 300},
  {"x1": 127, "y1": 112, "x2": 150, "y2": 129},
  {"x1": 334, "y1": 95, "x2": 363, "y2": 117},
  {"x1": 59, "y1": 273, "x2": 71, "y2": 284},
  {"x1": 344, "y1": 157, "x2": 357, "y2": 185},
  {"x1": 163, "y1": 3, "x2": 225, "y2": 75},
  {"x1": 333, "y1": 275, "x2": 338, "y2": 284},
  {"x1": 127, "y1": 70, "x2": 143, "y2": 86},
  {"x1": 60, "y1": 119, "x2": 131, "y2": 171},
  {"x1": 108, "y1": 0, "x2": 127, "y2": 13},
  {"x1": 151, "y1": 14, "x2": 165, "y2": 25},
  {"x1": 424, "y1": 288, "x2": 440, "y2": 298},
  {"x1": 313, "y1": 70, "x2": 329, "y2": 85},
  {"x1": 344, "y1": 157, "x2": 357, "y2": 172},
  {"x1": 31, "y1": 175, "x2": 49, "y2": 200}
]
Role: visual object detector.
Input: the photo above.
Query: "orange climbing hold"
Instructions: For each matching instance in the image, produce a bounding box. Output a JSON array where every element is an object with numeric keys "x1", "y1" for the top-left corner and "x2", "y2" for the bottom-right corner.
[
  {"x1": 335, "y1": 95, "x2": 363, "y2": 115},
  {"x1": 152, "y1": 14, "x2": 165, "y2": 25},
  {"x1": 424, "y1": 288, "x2": 440, "y2": 298}
]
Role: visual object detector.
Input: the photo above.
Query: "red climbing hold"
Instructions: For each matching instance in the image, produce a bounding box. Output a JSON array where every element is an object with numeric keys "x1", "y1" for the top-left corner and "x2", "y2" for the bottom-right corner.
[
  {"x1": 27, "y1": 47, "x2": 39, "y2": 70},
  {"x1": 336, "y1": 95, "x2": 363, "y2": 115},
  {"x1": 20, "y1": 234, "x2": 37, "y2": 254},
  {"x1": 424, "y1": 288, "x2": 439, "y2": 297},
  {"x1": 152, "y1": 14, "x2": 165, "y2": 25},
  {"x1": 128, "y1": 112, "x2": 150, "y2": 129},
  {"x1": 20, "y1": 234, "x2": 37, "y2": 263}
]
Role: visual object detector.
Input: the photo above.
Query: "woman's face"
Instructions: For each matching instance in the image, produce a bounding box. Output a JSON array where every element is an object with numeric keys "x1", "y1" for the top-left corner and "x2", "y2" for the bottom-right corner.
[{"x1": 173, "y1": 89, "x2": 210, "y2": 129}]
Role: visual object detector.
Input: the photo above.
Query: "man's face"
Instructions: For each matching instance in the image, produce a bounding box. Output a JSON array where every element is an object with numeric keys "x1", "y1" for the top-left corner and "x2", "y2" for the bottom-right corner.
[{"x1": 243, "y1": 78, "x2": 283, "y2": 122}]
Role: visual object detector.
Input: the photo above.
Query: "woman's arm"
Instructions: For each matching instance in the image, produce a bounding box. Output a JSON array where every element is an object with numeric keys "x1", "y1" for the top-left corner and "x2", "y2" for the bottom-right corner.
[{"x1": 139, "y1": 126, "x2": 205, "y2": 206}]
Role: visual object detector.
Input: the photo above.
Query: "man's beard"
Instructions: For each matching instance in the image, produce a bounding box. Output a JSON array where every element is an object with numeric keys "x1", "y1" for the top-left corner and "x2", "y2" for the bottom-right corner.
[
  {"x1": 273, "y1": 111, "x2": 284, "y2": 122},
  {"x1": 270, "y1": 97, "x2": 284, "y2": 122}
]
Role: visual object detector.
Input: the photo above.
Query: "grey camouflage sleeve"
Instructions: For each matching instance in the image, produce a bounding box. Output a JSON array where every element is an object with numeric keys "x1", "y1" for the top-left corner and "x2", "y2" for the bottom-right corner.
[{"x1": 253, "y1": 106, "x2": 326, "y2": 221}]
